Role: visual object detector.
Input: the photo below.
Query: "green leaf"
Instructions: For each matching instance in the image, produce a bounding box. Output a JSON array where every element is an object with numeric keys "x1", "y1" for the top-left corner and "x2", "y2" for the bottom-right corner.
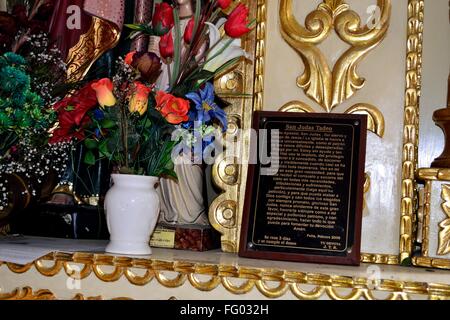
[
  {"x1": 84, "y1": 150, "x2": 96, "y2": 166},
  {"x1": 84, "y1": 138, "x2": 98, "y2": 150},
  {"x1": 65, "y1": 105, "x2": 75, "y2": 111},
  {"x1": 101, "y1": 119, "x2": 116, "y2": 129}
]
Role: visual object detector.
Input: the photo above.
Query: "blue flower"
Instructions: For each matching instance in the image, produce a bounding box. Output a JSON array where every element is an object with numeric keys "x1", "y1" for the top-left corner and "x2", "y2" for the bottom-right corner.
[
  {"x1": 93, "y1": 109, "x2": 105, "y2": 121},
  {"x1": 185, "y1": 82, "x2": 228, "y2": 131}
]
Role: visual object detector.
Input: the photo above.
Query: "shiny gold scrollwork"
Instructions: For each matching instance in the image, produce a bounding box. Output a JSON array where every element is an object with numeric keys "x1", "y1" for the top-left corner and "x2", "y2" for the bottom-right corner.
[
  {"x1": 2, "y1": 252, "x2": 450, "y2": 299},
  {"x1": 345, "y1": 104, "x2": 385, "y2": 138},
  {"x1": 438, "y1": 185, "x2": 450, "y2": 256},
  {"x1": 279, "y1": 101, "x2": 315, "y2": 113},
  {"x1": 66, "y1": 17, "x2": 121, "y2": 81},
  {"x1": 0, "y1": 287, "x2": 55, "y2": 300},
  {"x1": 279, "y1": 0, "x2": 391, "y2": 112}
]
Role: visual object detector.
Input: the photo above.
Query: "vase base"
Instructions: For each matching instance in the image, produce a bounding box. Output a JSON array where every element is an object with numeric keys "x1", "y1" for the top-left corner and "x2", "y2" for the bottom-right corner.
[{"x1": 105, "y1": 240, "x2": 152, "y2": 256}]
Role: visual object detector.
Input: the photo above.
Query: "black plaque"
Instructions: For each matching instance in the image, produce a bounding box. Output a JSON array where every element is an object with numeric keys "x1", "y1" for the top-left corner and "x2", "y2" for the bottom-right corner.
[{"x1": 239, "y1": 112, "x2": 367, "y2": 266}]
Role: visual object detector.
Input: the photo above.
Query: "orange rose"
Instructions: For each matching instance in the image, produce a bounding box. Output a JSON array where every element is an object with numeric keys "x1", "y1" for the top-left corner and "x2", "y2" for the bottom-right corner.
[
  {"x1": 91, "y1": 78, "x2": 116, "y2": 108},
  {"x1": 155, "y1": 91, "x2": 190, "y2": 124},
  {"x1": 129, "y1": 82, "x2": 152, "y2": 115}
]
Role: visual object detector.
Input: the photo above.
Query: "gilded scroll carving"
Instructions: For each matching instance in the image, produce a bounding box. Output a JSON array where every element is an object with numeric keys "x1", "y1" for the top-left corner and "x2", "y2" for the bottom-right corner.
[
  {"x1": 279, "y1": 0, "x2": 391, "y2": 112},
  {"x1": 438, "y1": 185, "x2": 450, "y2": 256}
]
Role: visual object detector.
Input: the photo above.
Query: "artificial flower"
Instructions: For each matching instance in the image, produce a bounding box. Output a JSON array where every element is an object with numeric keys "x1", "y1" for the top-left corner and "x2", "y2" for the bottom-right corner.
[
  {"x1": 224, "y1": 4, "x2": 251, "y2": 38},
  {"x1": 217, "y1": 0, "x2": 232, "y2": 10},
  {"x1": 129, "y1": 82, "x2": 152, "y2": 115},
  {"x1": 131, "y1": 51, "x2": 162, "y2": 83},
  {"x1": 50, "y1": 83, "x2": 98, "y2": 143},
  {"x1": 155, "y1": 91, "x2": 190, "y2": 125},
  {"x1": 152, "y1": 2, "x2": 174, "y2": 36},
  {"x1": 125, "y1": 51, "x2": 136, "y2": 65},
  {"x1": 204, "y1": 19, "x2": 250, "y2": 72},
  {"x1": 186, "y1": 82, "x2": 228, "y2": 131},
  {"x1": 183, "y1": 17, "x2": 195, "y2": 44},
  {"x1": 91, "y1": 78, "x2": 116, "y2": 108},
  {"x1": 159, "y1": 32, "x2": 174, "y2": 61}
]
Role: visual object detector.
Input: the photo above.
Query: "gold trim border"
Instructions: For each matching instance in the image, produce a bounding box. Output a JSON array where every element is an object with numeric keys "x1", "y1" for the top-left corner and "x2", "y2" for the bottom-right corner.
[
  {"x1": 399, "y1": 0, "x2": 424, "y2": 263},
  {"x1": 415, "y1": 168, "x2": 450, "y2": 270},
  {"x1": 0, "y1": 287, "x2": 130, "y2": 300},
  {"x1": 1, "y1": 253, "x2": 449, "y2": 300}
]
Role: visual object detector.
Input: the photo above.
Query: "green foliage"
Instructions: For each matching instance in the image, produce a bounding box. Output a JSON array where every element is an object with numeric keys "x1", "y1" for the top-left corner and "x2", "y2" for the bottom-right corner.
[{"x1": 0, "y1": 52, "x2": 54, "y2": 157}]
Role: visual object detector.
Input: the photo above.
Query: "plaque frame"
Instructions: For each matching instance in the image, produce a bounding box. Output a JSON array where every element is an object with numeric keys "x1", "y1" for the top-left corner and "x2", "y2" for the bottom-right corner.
[{"x1": 239, "y1": 111, "x2": 367, "y2": 266}]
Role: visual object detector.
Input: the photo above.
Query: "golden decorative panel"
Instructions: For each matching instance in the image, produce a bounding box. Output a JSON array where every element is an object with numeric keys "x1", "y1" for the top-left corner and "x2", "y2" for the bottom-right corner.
[
  {"x1": 415, "y1": 169, "x2": 450, "y2": 270},
  {"x1": 1, "y1": 253, "x2": 449, "y2": 300},
  {"x1": 438, "y1": 185, "x2": 450, "y2": 256},
  {"x1": 210, "y1": 0, "x2": 424, "y2": 266},
  {"x1": 279, "y1": 0, "x2": 391, "y2": 112},
  {"x1": 66, "y1": 17, "x2": 121, "y2": 81}
]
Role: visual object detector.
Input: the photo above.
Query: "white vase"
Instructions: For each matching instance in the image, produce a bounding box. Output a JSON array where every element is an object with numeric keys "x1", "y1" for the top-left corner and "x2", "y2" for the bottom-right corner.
[{"x1": 104, "y1": 174, "x2": 160, "y2": 255}]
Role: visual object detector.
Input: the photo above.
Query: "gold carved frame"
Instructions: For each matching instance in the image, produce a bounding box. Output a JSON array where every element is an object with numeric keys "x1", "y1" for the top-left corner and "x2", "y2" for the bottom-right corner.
[
  {"x1": 414, "y1": 169, "x2": 450, "y2": 270},
  {"x1": 210, "y1": 0, "x2": 424, "y2": 265}
]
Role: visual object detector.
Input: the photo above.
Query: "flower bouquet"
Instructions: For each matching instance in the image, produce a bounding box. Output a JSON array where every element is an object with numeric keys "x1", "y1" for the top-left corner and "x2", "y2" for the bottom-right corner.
[{"x1": 49, "y1": 0, "x2": 253, "y2": 254}]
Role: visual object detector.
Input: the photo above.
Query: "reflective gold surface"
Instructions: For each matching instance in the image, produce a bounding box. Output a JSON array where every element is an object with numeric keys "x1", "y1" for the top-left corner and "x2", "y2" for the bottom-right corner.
[
  {"x1": 1, "y1": 251, "x2": 449, "y2": 300},
  {"x1": 66, "y1": 17, "x2": 121, "y2": 81},
  {"x1": 438, "y1": 185, "x2": 450, "y2": 255},
  {"x1": 279, "y1": 0, "x2": 391, "y2": 112}
]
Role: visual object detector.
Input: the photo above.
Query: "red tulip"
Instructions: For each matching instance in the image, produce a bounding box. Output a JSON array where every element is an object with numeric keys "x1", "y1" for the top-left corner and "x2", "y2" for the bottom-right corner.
[
  {"x1": 183, "y1": 17, "x2": 195, "y2": 44},
  {"x1": 152, "y1": 2, "x2": 174, "y2": 36},
  {"x1": 217, "y1": 0, "x2": 232, "y2": 10},
  {"x1": 224, "y1": 4, "x2": 251, "y2": 38},
  {"x1": 159, "y1": 32, "x2": 174, "y2": 60}
]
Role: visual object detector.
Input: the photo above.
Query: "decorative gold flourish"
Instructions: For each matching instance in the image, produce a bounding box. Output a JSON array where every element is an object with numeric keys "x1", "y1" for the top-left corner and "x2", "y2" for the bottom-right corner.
[
  {"x1": 0, "y1": 287, "x2": 55, "y2": 300},
  {"x1": 0, "y1": 287, "x2": 133, "y2": 300},
  {"x1": 210, "y1": 0, "x2": 259, "y2": 252},
  {"x1": 279, "y1": 0, "x2": 391, "y2": 112},
  {"x1": 345, "y1": 104, "x2": 385, "y2": 138},
  {"x1": 1, "y1": 252, "x2": 449, "y2": 299},
  {"x1": 438, "y1": 185, "x2": 450, "y2": 256},
  {"x1": 400, "y1": 0, "x2": 424, "y2": 263},
  {"x1": 279, "y1": 101, "x2": 315, "y2": 113},
  {"x1": 66, "y1": 17, "x2": 121, "y2": 81}
]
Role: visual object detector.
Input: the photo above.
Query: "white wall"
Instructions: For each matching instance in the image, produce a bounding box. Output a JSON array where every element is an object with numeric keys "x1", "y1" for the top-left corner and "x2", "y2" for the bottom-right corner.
[{"x1": 419, "y1": 0, "x2": 450, "y2": 168}]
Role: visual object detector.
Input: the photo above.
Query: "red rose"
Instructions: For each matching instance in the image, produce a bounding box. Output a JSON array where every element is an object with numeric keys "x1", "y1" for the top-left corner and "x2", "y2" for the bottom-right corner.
[
  {"x1": 155, "y1": 91, "x2": 190, "y2": 125},
  {"x1": 159, "y1": 32, "x2": 174, "y2": 61},
  {"x1": 224, "y1": 4, "x2": 251, "y2": 38},
  {"x1": 217, "y1": 0, "x2": 232, "y2": 10},
  {"x1": 183, "y1": 17, "x2": 195, "y2": 44},
  {"x1": 152, "y1": 3, "x2": 174, "y2": 36}
]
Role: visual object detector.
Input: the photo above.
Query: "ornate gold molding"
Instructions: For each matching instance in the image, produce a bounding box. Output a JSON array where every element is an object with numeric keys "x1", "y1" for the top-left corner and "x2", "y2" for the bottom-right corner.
[
  {"x1": 279, "y1": 0, "x2": 391, "y2": 112},
  {"x1": 400, "y1": 0, "x2": 424, "y2": 263},
  {"x1": 210, "y1": 0, "x2": 260, "y2": 253},
  {"x1": 0, "y1": 287, "x2": 131, "y2": 300},
  {"x1": 0, "y1": 287, "x2": 55, "y2": 300},
  {"x1": 1, "y1": 253, "x2": 449, "y2": 300},
  {"x1": 415, "y1": 169, "x2": 450, "y2": 270},
  {"x1": 438, "y1": 185, "x2": 450, "y2": 256},
  {"x1": 66, "y1": 17, "x2": 121, "y2": 81}
]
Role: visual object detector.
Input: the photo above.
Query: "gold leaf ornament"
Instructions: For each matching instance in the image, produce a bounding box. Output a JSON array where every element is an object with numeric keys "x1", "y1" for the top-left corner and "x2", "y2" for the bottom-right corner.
[
  {"x1": 438, "y1": 185, "x2": 450, "y2": 256},
  {"x1": 279, "y1": 0, "x2": 392, "y2": 112}
]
